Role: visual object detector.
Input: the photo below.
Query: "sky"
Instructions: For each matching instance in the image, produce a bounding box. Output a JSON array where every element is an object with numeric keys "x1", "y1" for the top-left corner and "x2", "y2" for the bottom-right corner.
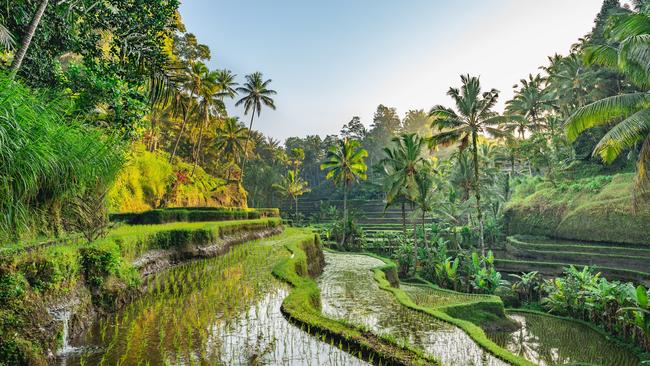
[{"x1": 179, "y1": 0, "x2": 617, "y2": 142}]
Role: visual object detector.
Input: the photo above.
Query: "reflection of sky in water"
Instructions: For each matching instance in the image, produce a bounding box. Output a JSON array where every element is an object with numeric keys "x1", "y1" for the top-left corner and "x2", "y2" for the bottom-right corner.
[
  {"x1": 487, "y1": 312, "x2": 639, "y2": 366},
  {"x1": 211, "y1": 285, "x2": 369, "y2": 366},
  {"x1": 318, "y1": 252, "x2": 508, "y2": 366}
]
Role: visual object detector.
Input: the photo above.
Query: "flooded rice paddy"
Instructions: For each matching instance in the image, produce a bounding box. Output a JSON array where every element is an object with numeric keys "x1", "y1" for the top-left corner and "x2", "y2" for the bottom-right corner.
[
  {"x1": 57, "y1": 232, "x2": 641, "y2": 366},
  {"x1": 317, "y1": 252, "x2": 508, "y2": 366},
  {"x1": 58, "y1": 234, "x2": 368, "y2": 366},
  {"x1": 486, "y1": 311, "x2": 639, "y2": 366}
]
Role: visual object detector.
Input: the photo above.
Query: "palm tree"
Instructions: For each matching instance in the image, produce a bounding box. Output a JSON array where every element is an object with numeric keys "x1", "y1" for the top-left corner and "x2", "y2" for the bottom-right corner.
[
  {"x1": 506, "y1": 74, "x2": 550, "y2": 132},
  {"x1": 429, "y1": 74, "x2": 507, "y2": 255},
  {"x1": 273, "y1": 169, "x2": 310, "y2": 219},
  {"x1": 9, "y1": 0, "x2": 48, "y2": 78},
  {"x1": 191, "y1": 68, "x2": 224, "y2": 175},
  {"x1": 215, "y1": 69, "x2": 239, "y2": 100},
  {"x1": 320, "y1": 138, "x2": 368, "y2": 245},
  {"x1": 413, "y1": 166, "x2": 436, "y2": 253},
  {"x1": 380, "y1": 133, "x2": 429, "y2": 236},
  {"x1": 566, "y1": 9, "x2": 650, "y2": 200},
  {"x1": 170, "y1": 61, "x2": 208, "y2": 162},
  {"x1": 214, "y1": 117, "x2": 248, "y2": 180},
  {"x1": 236, "y1": 72, "x2": 277, "y2": 170}
]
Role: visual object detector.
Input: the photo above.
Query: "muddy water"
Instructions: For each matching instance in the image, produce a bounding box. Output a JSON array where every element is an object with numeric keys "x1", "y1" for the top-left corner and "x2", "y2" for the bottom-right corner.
[
  {"x1": 57, "y1": 236, "x2": 369, "y2": 366},
  {"x1": 317, "y1": 252, "x2": 508, "y2": 366},
  {"x1": 487, "y1": 312, "x2": 639, "y2": 366}
]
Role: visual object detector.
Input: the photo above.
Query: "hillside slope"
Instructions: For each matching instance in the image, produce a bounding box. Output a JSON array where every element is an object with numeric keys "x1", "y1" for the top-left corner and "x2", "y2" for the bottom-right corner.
[{"x1": 503, "y1": 173, "x2": 650, "y2": 246}]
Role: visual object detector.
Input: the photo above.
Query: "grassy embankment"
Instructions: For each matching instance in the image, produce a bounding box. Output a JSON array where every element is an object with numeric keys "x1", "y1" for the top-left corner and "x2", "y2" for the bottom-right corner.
[
  {"x1": 367, "y1": 254, "x2": 537, "y2": 366},
  {"x1": 504, "y1": 173, "x2": 650, "y2": 245},
  {"x1": 0, "y1": 217, "x2": 280, "y2": 366},
  {"x1": 273, "y1": 230, "x2": 439, "y2": 366}
]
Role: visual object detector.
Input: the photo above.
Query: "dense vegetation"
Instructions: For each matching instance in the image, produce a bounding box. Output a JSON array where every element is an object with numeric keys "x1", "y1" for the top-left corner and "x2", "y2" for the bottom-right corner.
[{"x1": 3, "y1": 0, "x2": 650, "y2": 365}]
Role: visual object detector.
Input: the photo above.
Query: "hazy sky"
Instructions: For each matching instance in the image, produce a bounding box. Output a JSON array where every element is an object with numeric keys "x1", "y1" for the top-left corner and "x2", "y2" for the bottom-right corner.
[{"x1": 179, "y1": 1, "x2": 615, "y2": 142}]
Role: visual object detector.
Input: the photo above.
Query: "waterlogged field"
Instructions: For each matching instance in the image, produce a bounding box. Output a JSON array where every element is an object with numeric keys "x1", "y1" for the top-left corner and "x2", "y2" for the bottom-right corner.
[
  {"x1": 487, "y1": 311, "x2": 639, "y2": 366},
  {"x1": 58, "y1": 229, "x2": 368, "y2": 366},
  {"x1": 317, "y1": 252, "x2": 508, "y2": 366},
  {"x1": 401, "y1": 283, "x2": 490, "y2": 308}
]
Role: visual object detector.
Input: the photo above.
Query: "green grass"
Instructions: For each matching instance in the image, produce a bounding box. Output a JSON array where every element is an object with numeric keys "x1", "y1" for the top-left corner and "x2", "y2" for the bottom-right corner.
[
  {"x1": 507, "y1": 236, "x2": 650, "y2": 255},
  {"x1": 505, "y1": 173, "x2": 650, "y2": 245}
]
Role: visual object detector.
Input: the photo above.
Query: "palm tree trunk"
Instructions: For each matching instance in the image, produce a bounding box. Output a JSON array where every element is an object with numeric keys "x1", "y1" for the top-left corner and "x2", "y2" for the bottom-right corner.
[
  {"x1": 401, "y1": 202, "x2": 406, "y2": 236},
  {"x1": 295, "y1": 196, "x2": 298, "y2": 219},
  {"x1": 422, "y1": 211, "x2": 428, "y2": 251},
  {"x1": 190, "y1": 111, "x2": 208, "y2": 176},
  {"x1": 10, "y1": 0, "x2": 48, "y2": 79},
  {"x1": 170, "y1": 109, "x2": 189, "y2": 163},
  {"x1": 342, "y1": 181, "x2": 348, "y2": 247},
  {"x1": 413, "y1": 209, "x2": 418, "y2": 274},
  {"x1": 472, "y1": 131, "x2": 485, "y2": 256},
  {"x1": 240, "y1": 108, "x2": 256, "y2": 174}
]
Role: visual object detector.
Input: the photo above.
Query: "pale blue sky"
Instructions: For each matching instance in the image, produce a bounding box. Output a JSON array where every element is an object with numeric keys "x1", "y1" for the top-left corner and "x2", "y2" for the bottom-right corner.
[{"x1": 179, "y1": 1, "x2": 614, "y2": 141}]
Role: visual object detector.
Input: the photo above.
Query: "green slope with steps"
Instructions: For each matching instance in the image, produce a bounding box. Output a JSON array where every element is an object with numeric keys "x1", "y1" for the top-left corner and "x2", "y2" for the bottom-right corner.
[{"x1": 497, "y1": 235, "x2": 650, "y2": 285}]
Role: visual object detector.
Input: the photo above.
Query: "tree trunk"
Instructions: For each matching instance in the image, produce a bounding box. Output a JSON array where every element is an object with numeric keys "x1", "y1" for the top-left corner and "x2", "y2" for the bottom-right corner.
[
  {"x1": 401, "y1": 202, "x2": 406, "y2": 236},
  {"x1": 472, "y1": 131, "x2": 485, "y2": 256},
  {"x1": 170, "y1": 109, "x2": 189, "y2": 163},
  {"x1": 240, "y1": 108, "x2": 256, "y2": 174},
  {"x1": 191, "y1": 109, "x2": 208, "y2": 176},
  {"x1": 295, "y1": 196, "x2": 299, "y2": 219},
  {"x1": 413, "y1": 209, "x2": 418, "y2": 275},
  {"x1": 341, "y1": 181, "x2": 348, "y2": 247},
  {"x1": 10, "y1": 0, "x2": 48, "y2": 79},
  {"x1": 422, "y1": 211, "x2": 428, "y2": 251}
]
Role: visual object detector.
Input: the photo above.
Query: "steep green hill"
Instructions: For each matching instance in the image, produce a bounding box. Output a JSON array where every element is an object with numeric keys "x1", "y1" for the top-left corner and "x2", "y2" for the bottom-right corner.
[{"x1": 504, "y1": 173, "x2": 650, "y2": 246}]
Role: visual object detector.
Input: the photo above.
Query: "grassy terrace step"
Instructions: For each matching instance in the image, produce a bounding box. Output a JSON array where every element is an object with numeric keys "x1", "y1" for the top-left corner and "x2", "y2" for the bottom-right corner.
[
  {"x1": 272, "y1": 230, "x2": 438, "y2": 365},
  {"x1": 508, "y1": 235, "x2": 650, "y2": 254},
  {"x1": 495, "y1": 258, "x2": 650, "y2": 286},
  {"x1": 367, "y1": 254, "x2": 536, "y2": 366}
]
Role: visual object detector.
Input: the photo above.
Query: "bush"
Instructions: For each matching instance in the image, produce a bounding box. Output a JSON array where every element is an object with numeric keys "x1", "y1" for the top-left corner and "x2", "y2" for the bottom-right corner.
[
  {"x1": 110, "y1": 207, "x2": 274, "y2": 225},
  {"x1": 79, "y1": 246, "x2": 122, "y2": 287}
]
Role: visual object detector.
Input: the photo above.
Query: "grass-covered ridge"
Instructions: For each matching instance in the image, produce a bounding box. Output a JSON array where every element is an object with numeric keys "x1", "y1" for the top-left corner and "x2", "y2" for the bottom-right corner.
[
  {"x1": 0, "y1": 218, "x2": 281, "y2": 365},
  {"x1": 367, "y1": 255, "x2": 537, "y2": 366},
  {"x1": 504, "y1": 173, "x2": 650, "y2": 245},
  {"x1": 272, "y1": 230, "x2": 438, "y2": 366}
]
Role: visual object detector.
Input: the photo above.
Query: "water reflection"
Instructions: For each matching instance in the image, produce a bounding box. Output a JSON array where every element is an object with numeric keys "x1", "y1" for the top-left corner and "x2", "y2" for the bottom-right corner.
[
  {"x1": 318, "y1": 252, "x2": 508, "y2": 366},
  {"x1": 487, "y1": 312, "x2": 639, "y2": 366}
]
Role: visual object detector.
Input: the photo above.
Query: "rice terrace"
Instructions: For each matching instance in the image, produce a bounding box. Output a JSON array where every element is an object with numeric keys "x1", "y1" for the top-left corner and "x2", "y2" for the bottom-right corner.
[{"x1": 3, "y1": 1, "x2": 650, "y2": 365}]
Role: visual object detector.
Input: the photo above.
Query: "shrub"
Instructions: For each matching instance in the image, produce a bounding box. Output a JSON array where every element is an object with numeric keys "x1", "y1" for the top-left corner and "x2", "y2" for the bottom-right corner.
[{"x1": 79, "y1": 246, "x2": 121, "y2": 287}]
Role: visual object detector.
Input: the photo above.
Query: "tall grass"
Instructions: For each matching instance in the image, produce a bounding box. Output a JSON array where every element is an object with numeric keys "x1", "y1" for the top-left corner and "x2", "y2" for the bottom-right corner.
[{"x1": 0, "y1": 72, "x2": 124, "y2": 242}]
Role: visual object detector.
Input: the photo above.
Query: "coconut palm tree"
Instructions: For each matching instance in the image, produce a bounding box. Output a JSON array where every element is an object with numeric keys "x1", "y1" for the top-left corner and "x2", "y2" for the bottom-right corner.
[
  {"x1": 429, "y1": 74, "x2": 507, "y2": 255},
  {"x1": 9, "y1": 0, "x2": 48, "y2": 78},
  {"x1": 413, "y1": 166, "x2": 436, "y2": 253},
  {"x1": 169, "y1": 61, "x2": 208, "y2": 162},
  {"x1": 191, "y1": 68, "x2": 225, "y2": 175},
  {"x1": 506, "y1": 74, "x2": 550, "y2": 132},
  {"x1": 236, "y1": 72, "x2": 277, "y2": 170},
  {"x1": 214, "y1": 117, "x2": 248, "y2": 180},
  {"x1": 380, "y1": 133, "x2": 429, "y2": 236},
  {"x1": 273, "y1": 169, "x2": 310, "y2": 219},
  {"x1": 215, "y1": 69, "x2": 239, "y2": 100},
  {"x1": 567, "y1": 9, "x2": 650, "y2": 200},
  {"x1": 320, "y1": 138, "x2": 368, "y2": 245}
]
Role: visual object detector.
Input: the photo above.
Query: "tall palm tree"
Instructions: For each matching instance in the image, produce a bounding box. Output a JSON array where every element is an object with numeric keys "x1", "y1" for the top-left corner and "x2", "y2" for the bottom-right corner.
[
  {"x1": 429, "y1": 74, "x2": 507, "y2": 255},
  {"x1": 413, "y1": 166, "x2": 435, "y2": 252},
  {"x1": 9, "y1": 0, "x2": 48, "y2": 78},
  {"x1": 568, "y1": 8, "x2": 650, "y2": 200},
  {"x1": 191, "y1": 68, "x2": 225, "y2": 175},
  {"x1": 236, "y1": 72, "x2": 277, "y2": 170},
  {"x1": 380, "y1": 133, "x2": 429, "y2": 235},
  {"x1": 320, "y1": 138, "x2": 368, "y2": 245},
  {"x1": 214, "y1": 117, "x2": 248, "y2": 180},
  {"x1": 170, "y1": 61, "x2": 208, "y2": 162},
  {"x1": 215, "y1": 69, "x2": 239, "y2": 100},
  {"x1": 506, "y1": 74, "x2": 550, "y2": 131}
]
